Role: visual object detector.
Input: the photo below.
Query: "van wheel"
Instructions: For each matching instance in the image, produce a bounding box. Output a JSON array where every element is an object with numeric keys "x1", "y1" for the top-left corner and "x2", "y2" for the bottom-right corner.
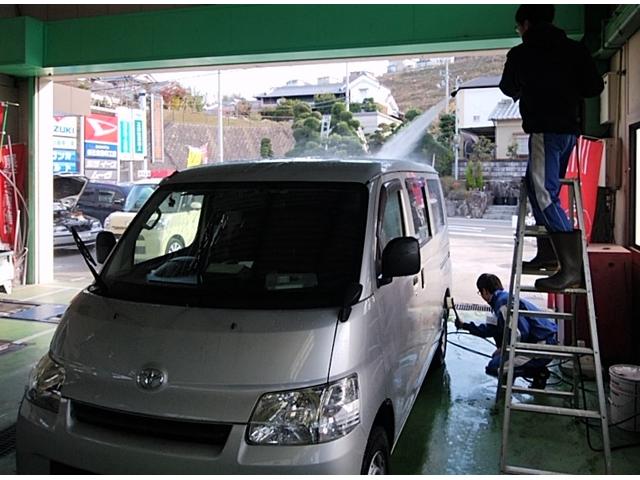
[
  {"x1": 432, "y1": 309, "x2": 448, "y2": 367},
  {"x1": 165, "y1": 236, "x2": 185, "y2": 254},
  {"x1": 361, "y1": 426, "x2": 390, "y2": 475}
]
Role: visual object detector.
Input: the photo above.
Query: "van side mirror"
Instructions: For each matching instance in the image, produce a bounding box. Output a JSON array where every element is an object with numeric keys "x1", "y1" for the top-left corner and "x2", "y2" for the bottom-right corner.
[
  {"x1": 96, "y1": 231, "x2": 117, "y2": 264},
  {"x1": 380, "y1": 237, "x2": 420, "y2": 285}
]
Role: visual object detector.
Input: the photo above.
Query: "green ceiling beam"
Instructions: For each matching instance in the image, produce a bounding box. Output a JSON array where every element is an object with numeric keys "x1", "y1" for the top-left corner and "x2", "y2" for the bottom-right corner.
[
  {"x1": 0, "y1": 17, "x2": 44, "y2": 76},
  {"x1": 1, "y1": 4, "x2": 585, "y2": 77}
]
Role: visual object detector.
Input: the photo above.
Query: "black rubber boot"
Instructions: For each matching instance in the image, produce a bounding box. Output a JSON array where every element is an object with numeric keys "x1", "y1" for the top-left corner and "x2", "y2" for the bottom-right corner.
[
  {"x1": 522, "y1": 237, "x2": 559, "y2": 274},
  {"x1": 535, "y1": 230, "x2": 584, "y2": 292},
  {"x1": 530, "y1": 367, "x2": 550, "y2": 389}
]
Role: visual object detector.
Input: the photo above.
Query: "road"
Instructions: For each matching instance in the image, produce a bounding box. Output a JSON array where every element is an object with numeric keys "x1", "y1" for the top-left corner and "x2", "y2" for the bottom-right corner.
[{"x1": 53, "y1": 217, "x2": 546, "y2": 307}]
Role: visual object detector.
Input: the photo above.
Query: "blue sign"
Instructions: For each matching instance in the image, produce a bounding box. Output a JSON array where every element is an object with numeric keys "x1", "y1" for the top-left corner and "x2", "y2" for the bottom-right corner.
[
  {"x1": 53, "y1": 149, "x2": 78, "y2": 163},
  {"x1": 85, "y1": 141, "x2": 118, "y2": 159},
  {"x1": 53, "y1": 149, "x2": 79, "y2": 173},
  {"x1": 53, "y1": 161, "x2": 79, "y2": 173}
]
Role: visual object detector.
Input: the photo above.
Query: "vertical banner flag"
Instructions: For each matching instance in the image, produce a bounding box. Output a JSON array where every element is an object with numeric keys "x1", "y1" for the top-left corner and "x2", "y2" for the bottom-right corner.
[
  {"x1": 559, "y1": 136, "x2": 604, "y2": 243},
  {"x1": 117, "y1": 107, "x2": 147, "y2": 161}
]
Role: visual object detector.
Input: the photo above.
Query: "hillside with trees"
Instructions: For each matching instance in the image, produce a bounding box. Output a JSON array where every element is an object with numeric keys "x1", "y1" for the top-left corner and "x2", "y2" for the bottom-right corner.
[{"x1": 378, "y1": 54, "x2": 507, "y2": 112}]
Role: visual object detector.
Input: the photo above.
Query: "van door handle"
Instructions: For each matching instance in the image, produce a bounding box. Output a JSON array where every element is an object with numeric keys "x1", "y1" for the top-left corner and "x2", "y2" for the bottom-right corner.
[{"x1": 421, "y1": 268, "x2": 425, "y2": 288}]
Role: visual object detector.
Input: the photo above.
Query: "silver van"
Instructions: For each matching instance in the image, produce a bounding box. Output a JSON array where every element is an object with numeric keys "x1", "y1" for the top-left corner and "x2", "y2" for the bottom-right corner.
[{"x1": 17, "y1": 159, "x2": 452, "y2": 474}]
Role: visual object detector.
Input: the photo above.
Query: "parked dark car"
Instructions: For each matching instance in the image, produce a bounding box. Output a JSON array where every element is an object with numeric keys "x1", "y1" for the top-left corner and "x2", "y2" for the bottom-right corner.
[
  {"x1": 76, "y1": 180, "x2": 132, "y2": 225},
  {"x1": 53, "y1": 175, "x2": 131, "y2": 249}
]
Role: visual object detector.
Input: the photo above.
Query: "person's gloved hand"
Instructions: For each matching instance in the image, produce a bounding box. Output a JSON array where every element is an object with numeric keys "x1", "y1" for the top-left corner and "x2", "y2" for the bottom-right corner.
[{"x1": 454, "y1": 317, "x2": 465, "y2": 330}]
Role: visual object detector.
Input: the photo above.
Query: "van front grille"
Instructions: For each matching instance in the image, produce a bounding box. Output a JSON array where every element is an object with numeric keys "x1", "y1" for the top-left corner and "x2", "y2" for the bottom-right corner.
[{"x1": 71, "y1": 401, "x2": 232, "y2": 446}]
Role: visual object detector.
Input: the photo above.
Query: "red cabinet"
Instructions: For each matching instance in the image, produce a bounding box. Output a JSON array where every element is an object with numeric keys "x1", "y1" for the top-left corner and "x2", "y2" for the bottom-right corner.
[{"x1": 562, "y1": 244, "x2": 634, "y2": 367}]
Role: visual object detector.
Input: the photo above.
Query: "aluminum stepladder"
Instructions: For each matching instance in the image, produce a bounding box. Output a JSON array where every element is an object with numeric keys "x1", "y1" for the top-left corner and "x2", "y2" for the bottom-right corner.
[{"x1": 495, "y1": 177, "x2": 612, "y2": 475}]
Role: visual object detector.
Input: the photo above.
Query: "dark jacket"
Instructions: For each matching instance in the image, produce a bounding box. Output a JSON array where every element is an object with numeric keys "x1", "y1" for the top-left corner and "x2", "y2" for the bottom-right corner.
[{"x1": 499, "y1": 23, "x2": 604, "y2": 134}]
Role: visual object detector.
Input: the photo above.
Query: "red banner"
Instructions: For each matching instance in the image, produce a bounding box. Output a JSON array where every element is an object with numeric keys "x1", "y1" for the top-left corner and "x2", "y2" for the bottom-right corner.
[
  {"x1": 0, "y1": 143, "x2": 27, "y2": 248},
  {"x1": 84, "y1": 113, "x2": 118, "y2": 143},
  {"x1": 559, "y1": 136, "x2": 604, "y2": 243}
]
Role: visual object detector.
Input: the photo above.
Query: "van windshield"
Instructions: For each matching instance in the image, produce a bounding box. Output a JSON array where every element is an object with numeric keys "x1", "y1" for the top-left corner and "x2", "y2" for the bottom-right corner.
[
  {"x1": 101, "y1": 182, "x2": 368, "y2": 309},
  {"x1": 124, "y1": 184, "x2": 157, "y2": 212}
]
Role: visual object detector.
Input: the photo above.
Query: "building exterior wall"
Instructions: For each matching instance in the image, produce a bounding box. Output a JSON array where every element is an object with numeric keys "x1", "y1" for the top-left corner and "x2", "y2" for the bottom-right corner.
[
  {"x1": 495, "y1": 119, "x2": 527, "y2": 159},
  {"x1": 353, "y1": 111, "x2": 401, "y2": 135},
  {"x1": 457, "y1": 87, "x2": 509, "y2": 129}
]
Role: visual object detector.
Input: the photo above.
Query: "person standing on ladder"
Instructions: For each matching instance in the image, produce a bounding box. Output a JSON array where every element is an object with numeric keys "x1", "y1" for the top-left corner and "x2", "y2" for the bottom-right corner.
[
  {"x1": 456, "y1": 274, "x2": 557, "y2": 389},
  {"x1": 499, "y1": 4, "x2": 604, "y2": 291}
]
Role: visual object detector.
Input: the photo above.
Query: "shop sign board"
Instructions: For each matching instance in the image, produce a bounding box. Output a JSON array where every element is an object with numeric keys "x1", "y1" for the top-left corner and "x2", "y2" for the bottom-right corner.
[
  {"x1": 117, "y1": 107, "x2": 147, "y2": 161},
  {"x1": 52, "y1": 116, "x2": 78, "y2": 138},
  {"x1": 84, "y1": 114, "x2": 118, "y2": 144},
  {"x1": 84, "y1": 141, "x2": 118, "y2": 159}
]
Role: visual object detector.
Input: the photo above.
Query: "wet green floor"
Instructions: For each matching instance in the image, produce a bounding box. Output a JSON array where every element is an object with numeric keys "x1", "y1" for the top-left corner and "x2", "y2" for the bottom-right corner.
[
  {"x1": 0, "y1": 290, "x2": 639, "y2": 474},
  {"x1": 391, "y1": 312, "x2": 640, "y2": 474}
]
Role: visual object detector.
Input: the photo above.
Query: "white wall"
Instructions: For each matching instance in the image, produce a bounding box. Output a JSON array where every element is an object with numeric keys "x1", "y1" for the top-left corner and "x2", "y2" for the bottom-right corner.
[
  {"x1": 457, "y1": 87, "x2": 509, "y2": 129},
  {"x1": 495, "y1": 120, "x2": 527, "y2": 159},
  {"x1": 354, "y1": 111, "x2": 401, "y2": 135}
]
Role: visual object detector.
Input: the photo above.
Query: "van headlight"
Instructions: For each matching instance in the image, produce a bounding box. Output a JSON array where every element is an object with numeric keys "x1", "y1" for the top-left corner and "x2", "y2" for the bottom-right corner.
[
  {"x1": 247, "y1": 374, "x2": 359, "y2": 445},
  {"x1": 26, "y1": 354, "x2": 65, "y2": 413}
]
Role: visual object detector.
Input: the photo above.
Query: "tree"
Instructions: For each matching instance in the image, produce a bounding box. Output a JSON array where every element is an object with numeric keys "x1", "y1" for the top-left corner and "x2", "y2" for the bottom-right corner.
[
  {"x1": 506, "y1": 139, "x2": 519, "y2": 160},
  {"x1": 260, "y1": 138, "x2": 274, "y2": 159},
  {"x1": 469, "y1": 136, "x2": 495, "y2": 163},
  {"x1": 421, "y1": 132, "x2": 453, "y2": 176},
  {"x1": 405, "y1": 108, "x2": 423, "y2": 122},
  {"x1": 361, "y1": 97, "x2": 378, "y2": 112},
  {"x1": 437, "y1": 113, "x2": 456, "y2": 148},
  {"x1": 313, "y1": 93, "x2": 337, "y2": 114},
  {"x1": 236, "y1": 100, "x2": 252, "y2": 117}
]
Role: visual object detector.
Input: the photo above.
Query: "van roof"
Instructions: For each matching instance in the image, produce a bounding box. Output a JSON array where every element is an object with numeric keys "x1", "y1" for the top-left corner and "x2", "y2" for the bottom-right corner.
[{"x1": 164, "y1": 158, "x2": 438, "y2": 184}]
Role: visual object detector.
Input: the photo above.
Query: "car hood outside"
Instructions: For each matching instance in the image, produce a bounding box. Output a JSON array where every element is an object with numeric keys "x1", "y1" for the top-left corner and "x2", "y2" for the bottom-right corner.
[
  {"x1": 53, "y1": 175, "x2": 88, "y2": 209},
  {"x1": 52, "y1": 291, "x2": 339, "y2": 423}
]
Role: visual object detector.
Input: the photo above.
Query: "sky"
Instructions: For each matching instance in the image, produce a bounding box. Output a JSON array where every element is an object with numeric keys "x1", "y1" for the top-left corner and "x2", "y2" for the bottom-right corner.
[{"x1": 151, "y1": 59, "x2": 390, "y2": 103}]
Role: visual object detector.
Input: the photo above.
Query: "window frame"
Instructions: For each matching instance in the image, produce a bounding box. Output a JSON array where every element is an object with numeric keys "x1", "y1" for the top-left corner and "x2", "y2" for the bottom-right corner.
[
  {"x1": 405, "y1": 177, "x2": 432, "y2": 246},
  {"x1": 631, "y1": 121, "x2": 640, "y2": 249}
]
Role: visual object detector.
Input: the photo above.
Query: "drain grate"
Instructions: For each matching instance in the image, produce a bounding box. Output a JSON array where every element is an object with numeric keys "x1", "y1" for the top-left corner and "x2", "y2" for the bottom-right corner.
[
  {"x1": 0, "y1": 340, "x2": 27, "y2": 356},
  {"x1": 0, "y1": 424, "x2": 16, "y2": 458},
  {"x1": 453, "y1": 302, "x2": 492, "y2": 312}
]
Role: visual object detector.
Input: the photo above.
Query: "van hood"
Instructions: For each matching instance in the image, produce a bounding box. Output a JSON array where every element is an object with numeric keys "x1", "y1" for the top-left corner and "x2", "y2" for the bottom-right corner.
[{"x1": 53, "y1": 291, "x2": 338, "y2": 423}]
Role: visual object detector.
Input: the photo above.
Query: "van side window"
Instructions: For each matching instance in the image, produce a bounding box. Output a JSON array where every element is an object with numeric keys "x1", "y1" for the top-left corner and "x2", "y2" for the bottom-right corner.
[
  {"x1": 405, "y1": 178, "x2": 432, "y2": 244},
  {"x1": 377, "y1": 180, "x2": 405, "y2": 255},
  {"x1": 97, "y1": 189, "x2": 116, "y2": 204},
  {"x1": 426, "y1": 179, "x2": 446, "y2": 234}
]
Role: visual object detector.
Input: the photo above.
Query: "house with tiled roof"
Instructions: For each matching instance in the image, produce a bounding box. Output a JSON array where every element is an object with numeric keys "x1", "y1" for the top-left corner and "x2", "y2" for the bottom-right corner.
[
  {"x1": 489, "y1": 98, "x2": 529, "y2": 160},
  {"x1": 254, "y1": 72, "x2": 402, "y2": 133}
]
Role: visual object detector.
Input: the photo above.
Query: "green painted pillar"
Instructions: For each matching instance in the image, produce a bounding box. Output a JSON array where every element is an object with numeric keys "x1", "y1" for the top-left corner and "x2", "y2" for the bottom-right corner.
[{"x1": 26, "y1": 76, "x2": 36, "y2": 284}]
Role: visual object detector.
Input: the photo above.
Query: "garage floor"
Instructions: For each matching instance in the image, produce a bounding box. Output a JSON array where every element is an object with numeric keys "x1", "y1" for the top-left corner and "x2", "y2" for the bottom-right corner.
[{"x1": 0, "y1": 284, "x2": 639, "y2": 474}]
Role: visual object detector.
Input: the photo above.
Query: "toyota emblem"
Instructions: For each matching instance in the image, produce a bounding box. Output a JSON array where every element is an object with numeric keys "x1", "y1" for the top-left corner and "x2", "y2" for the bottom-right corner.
[{"x1": 136, "y1": 367, "x2": 165, "y2": 391}]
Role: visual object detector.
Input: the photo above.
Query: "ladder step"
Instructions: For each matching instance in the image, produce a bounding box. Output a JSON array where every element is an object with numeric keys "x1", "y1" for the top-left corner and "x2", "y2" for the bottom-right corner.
[
  {"x1": 504, "y1": 465, "x2": 565, "y2": 475},
  {"x1": 559, "y1": 178, "x2": 577, "y2": 185},
  {"x1": 520, "y1": 285, "x2": 588, "y2": 295},
  {"x1": 505, "y1": 385, "x2": 575, "y2": 398},
  {"x1": 509, "y1": 402, "x2": 601, "y2": 419},
  {"x1": 513, "y1": 342, "x2": 594, "y2": 356},
  {"x1": 514, "y1": 309, "x2": 574, "y2": 320}
]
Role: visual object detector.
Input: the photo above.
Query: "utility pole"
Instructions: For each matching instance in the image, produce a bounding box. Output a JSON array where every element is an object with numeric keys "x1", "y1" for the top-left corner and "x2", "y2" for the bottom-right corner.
[
  {"x1": 444, "y1": 58, "x2": 450, "y2": 113},
  {"x1": 345, "y1": 62, "x2": 350, "y2": 111},
  {"x1": 217, "y1": 70, "x2": 223, "y2": 163}
]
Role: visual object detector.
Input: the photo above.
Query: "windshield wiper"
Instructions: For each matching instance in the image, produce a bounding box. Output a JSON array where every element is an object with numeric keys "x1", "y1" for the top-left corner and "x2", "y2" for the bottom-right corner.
[{"x1": 68, "y1": 226, "x2": 109, "y2": 293}]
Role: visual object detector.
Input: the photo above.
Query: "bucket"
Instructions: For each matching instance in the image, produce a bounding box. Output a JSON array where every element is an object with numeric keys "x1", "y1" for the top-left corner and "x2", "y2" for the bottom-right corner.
[{"x1": 609, "y1": 364, "x2": 640, "y2": 432}]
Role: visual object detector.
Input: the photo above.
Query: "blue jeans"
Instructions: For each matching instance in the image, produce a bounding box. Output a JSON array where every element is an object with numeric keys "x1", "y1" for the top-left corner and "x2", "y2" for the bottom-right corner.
[{"x1": 525, "y1": 133, "x2": 576, "y2": 233}]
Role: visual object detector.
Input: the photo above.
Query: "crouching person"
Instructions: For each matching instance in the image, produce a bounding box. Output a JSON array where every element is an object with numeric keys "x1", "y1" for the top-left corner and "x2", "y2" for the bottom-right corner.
[{"x1": 456, "y1": 273, "x2": 557, "y2": 389}]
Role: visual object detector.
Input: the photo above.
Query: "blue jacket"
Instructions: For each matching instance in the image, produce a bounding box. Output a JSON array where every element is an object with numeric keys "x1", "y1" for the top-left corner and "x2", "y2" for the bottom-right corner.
[{"x1": 466, "y1": 289, "x2": 557, "y2": 346}]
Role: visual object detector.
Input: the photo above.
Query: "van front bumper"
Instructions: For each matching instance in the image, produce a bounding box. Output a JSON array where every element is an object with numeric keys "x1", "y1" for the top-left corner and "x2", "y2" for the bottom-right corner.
[{"x1": 16, "y1": 398, "x2": 366, "y2": 474}]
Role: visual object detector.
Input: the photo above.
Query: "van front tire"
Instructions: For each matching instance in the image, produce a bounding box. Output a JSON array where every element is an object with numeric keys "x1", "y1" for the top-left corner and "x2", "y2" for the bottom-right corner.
[{"x1": 361, "y1": 426, "x2": 390, "y2": 475}]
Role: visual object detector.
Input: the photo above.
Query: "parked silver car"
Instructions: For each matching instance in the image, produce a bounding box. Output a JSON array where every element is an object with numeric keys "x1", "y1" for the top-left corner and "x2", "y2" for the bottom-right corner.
[{"x1": 18, "y1": 159, "x2": 452, "y2": 474}]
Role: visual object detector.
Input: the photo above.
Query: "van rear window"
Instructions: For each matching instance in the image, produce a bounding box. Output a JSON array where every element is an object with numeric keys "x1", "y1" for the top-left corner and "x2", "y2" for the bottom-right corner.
[{"x1": 102, "y1": 182, "x2": 368, "y2": 309}]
